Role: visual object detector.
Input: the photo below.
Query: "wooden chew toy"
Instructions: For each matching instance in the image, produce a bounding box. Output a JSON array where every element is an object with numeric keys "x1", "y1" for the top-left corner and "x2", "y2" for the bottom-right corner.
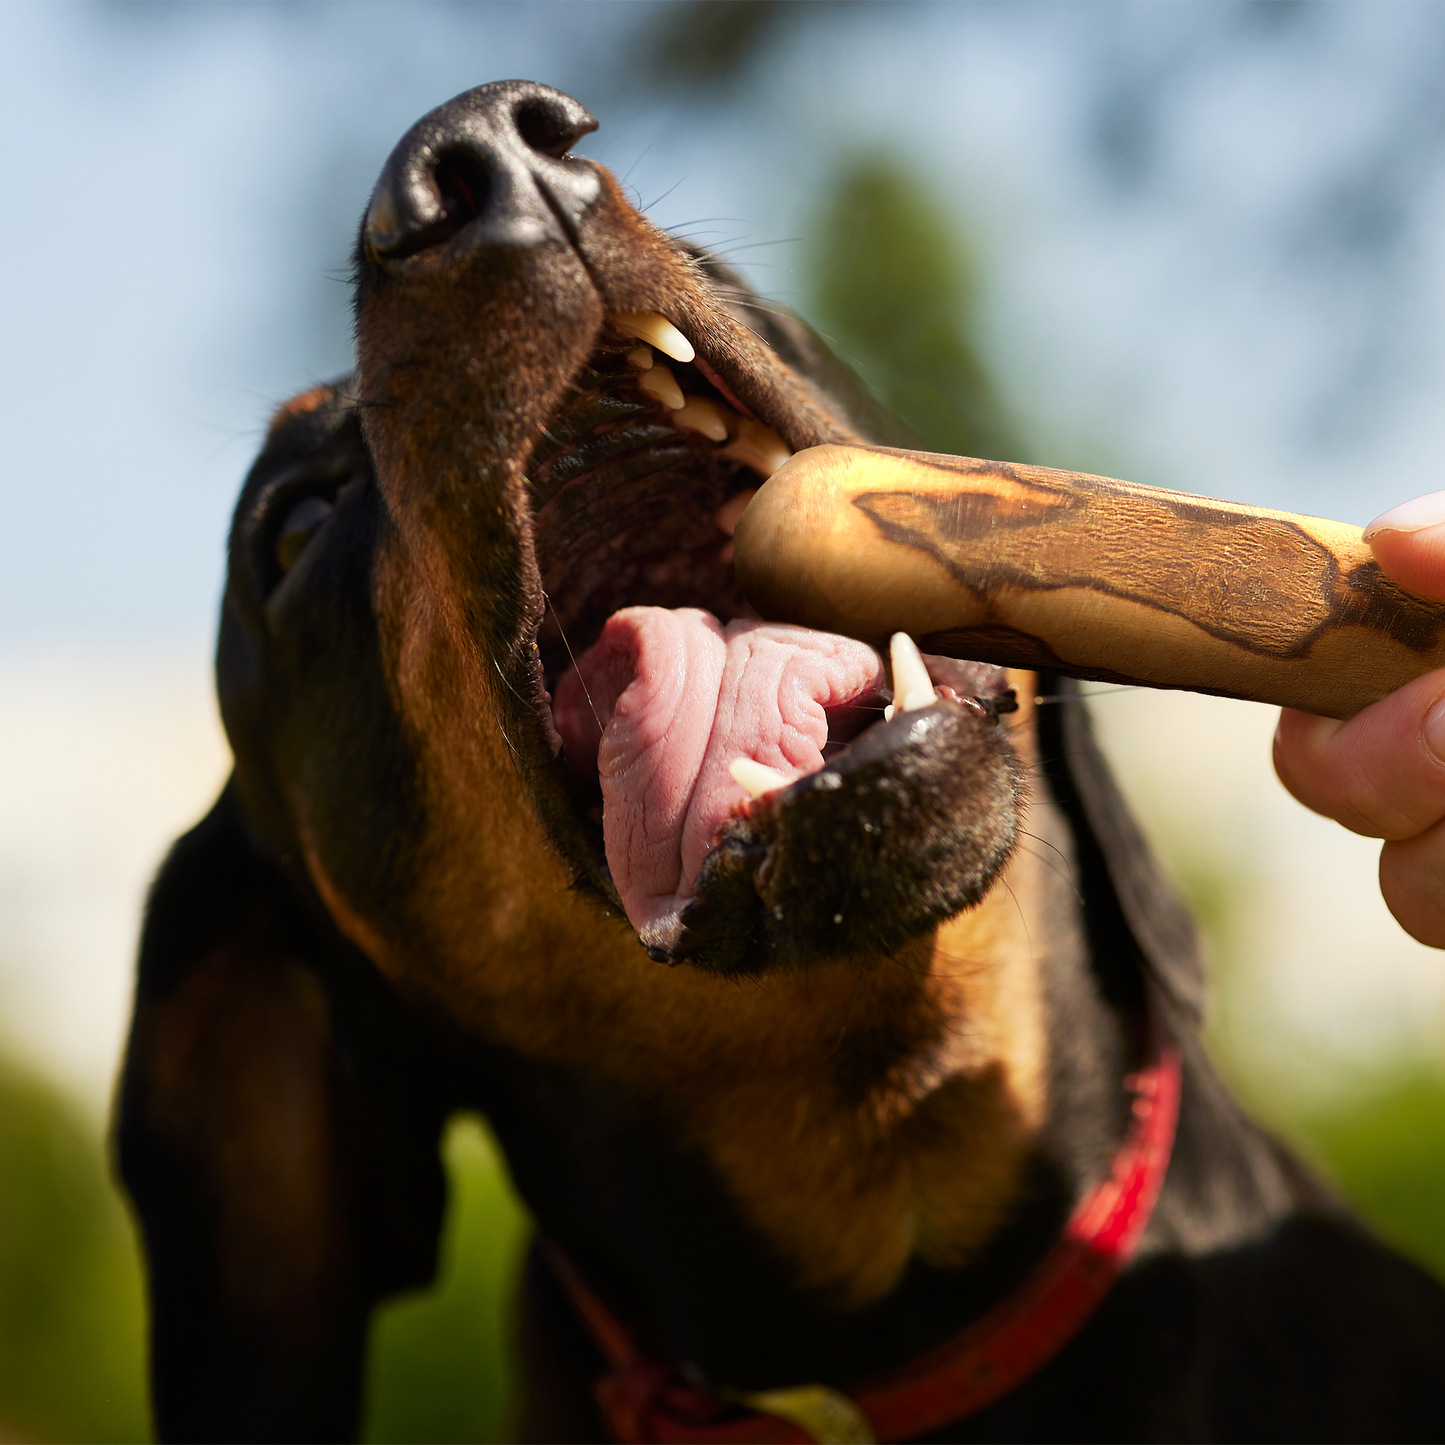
[{"x1": 732, "y1": 444, "x2": 1445, "y2": 720}]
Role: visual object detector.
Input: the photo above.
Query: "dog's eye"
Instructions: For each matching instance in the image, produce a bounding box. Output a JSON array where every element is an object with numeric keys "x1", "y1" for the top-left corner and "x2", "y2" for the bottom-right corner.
[{"x1": 275, "y1": 495, "x2": 335, "y2": 573}]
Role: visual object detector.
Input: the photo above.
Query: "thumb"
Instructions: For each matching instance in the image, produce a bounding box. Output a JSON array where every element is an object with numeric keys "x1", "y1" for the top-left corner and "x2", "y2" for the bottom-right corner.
[{"x1": 1364, "y1": 491, "x2": 1445, "y2": 601}]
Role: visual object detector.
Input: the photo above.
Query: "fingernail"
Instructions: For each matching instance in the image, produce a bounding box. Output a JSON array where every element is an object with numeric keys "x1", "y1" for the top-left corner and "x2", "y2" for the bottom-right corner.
[
  {"x1": 1424, "y1": 694, "x2": 1445, "y2": 765},
  {"x1": 1364, "y1": 491, "x2": 1445, "y2": 539}
]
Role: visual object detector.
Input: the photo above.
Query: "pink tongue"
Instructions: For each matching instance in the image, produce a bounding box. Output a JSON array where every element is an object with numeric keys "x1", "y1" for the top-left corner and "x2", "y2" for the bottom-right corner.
[{"x1": 553, "y1": 607, "x2": 884, "y2": 944}]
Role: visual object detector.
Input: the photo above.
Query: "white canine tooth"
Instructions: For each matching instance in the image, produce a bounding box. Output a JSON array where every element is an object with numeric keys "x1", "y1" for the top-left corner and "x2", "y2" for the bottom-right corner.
[
  {"x1": 722, "y1": 418, "x2": 791, "y2": 480},
  {"x1": 611, "y1": 311, "x2": 695, "y2": 364},
  {"x1": 637, "y1": 364, "x2": 684, "y2": 410},
  {"x1": 625, "y1": 345, "x2": 655, "y2": 370},
  {"x1": 730, "y1": 757, "x2": 797, "y2": 799},
  {"x1": 883, "y1": 704, "x2": 896, "y2": 722},
  {"x1": 890, "y1": 632, "x2": 935, "y2": 713},
  {"x1": 672, "y1": 396, "x2": 729, "y2": 442}
]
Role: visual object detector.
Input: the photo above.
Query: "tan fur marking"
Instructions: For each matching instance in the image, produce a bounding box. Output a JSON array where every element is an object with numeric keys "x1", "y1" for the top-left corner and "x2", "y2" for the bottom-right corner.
[{"x1": 267, "y1": 385, "x2": 334, "y2": 436}]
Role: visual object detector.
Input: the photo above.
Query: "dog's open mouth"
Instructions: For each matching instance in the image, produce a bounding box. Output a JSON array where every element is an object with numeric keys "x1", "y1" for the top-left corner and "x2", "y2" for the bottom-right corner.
[
  {"x1": 346, "y1": 80, "x2": 1024, "y2": 969},
  {"x1": 527, "y1": 311, "x2": 1017, "y2": 964}
]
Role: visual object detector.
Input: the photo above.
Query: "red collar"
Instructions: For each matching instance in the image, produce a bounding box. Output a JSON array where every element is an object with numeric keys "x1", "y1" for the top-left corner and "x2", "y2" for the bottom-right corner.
[{"x1": 545, "y1": 1025, "x2": 1182, "y2": 1445}]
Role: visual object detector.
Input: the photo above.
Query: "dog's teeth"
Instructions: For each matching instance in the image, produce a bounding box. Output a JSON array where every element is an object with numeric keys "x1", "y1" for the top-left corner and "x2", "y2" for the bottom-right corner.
[
  {"x1": 723, "y1": 418, "x2": 792, "y2": 480},
  {"x1": 673, "y1": 396, "x2": 729, "y2": 442},
  {"x1": 611, "y1": 311, "x2": 695, "y2": 364},
  {"x1": 730, "y1": 757, "x2": 798, "y2": 799},
  {"x1": 625, "y1": 345, "x2": 655, "y2": 370},
  {"x1": 890, "y1": 632, "x2": 936, "y2": 713},
  {"x1": 883, "y1": 704, "x2": 896, "y2": 721},
  {"x1": 638, "y1": 364, "x2": 684, "y2": 410}
]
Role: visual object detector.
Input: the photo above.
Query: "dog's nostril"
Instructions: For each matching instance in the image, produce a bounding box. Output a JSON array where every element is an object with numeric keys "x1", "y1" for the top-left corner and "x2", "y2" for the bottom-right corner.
[
  {"x1": 433, "y1": 150, "x2": 491, "y2": 228},
  {"x1": 514, "y1": 96, "x2": 590, "y2": 159},
  {"x1": 368, "y1": 149, "x2": 493, "y2": 261}
]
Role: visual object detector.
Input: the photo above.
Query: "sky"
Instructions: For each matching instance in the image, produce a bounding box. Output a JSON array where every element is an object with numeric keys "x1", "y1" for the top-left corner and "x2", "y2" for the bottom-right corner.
[
  {"x1": 4, "y1": 0, "x2": 1445, "y2": 1107},
  {"x1": 7, "y1": 1, "x2": 1445, "y2": 640}
]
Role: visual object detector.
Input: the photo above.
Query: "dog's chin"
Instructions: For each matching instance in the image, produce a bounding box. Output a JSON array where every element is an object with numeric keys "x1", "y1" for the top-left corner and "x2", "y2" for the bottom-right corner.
[{"x1": 521, "y1": 319, "x2": 1025, "y2": 976}]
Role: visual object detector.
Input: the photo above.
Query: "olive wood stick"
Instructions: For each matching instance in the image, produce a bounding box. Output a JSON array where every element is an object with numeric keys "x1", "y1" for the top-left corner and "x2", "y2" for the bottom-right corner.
[{"x1": 733, "y1": 444, "x2": 1445, "y2": 720}]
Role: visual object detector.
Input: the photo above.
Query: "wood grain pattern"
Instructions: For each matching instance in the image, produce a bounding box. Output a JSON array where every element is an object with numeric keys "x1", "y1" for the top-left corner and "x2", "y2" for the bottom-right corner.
[{"x1": 732, "y1": 444, "x2": 1445, "y2": 719}]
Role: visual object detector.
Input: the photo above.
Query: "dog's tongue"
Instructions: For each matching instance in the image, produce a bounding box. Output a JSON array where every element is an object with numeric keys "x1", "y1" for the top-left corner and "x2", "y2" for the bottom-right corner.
[{"x1": 553, "y1": 608, "x2": 884, "y2": 944}]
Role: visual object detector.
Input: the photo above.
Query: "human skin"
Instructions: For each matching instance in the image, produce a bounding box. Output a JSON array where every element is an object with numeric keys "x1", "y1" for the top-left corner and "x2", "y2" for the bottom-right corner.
[{"x1": 1274, "y1": 490, "x2": 1445, "y2": 947}]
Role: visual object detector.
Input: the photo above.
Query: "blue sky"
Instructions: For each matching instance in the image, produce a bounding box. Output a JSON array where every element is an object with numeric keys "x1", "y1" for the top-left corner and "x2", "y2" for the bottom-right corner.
[{"x1": 7, "y1": 0, "x2": 1445, "y2": 640}]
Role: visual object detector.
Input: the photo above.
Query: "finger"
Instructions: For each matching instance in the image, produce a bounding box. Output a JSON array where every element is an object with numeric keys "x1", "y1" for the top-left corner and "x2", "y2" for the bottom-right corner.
[
  {"x1": 1364, "y1": 492, "x2": 1445, "y2": 600},
  {"x1": 1273, "y1": 668, "x2": 1445, "y2": 839},
  {"x1": 1380, "y1": 824, "x2": 1445, "y2": 948}
]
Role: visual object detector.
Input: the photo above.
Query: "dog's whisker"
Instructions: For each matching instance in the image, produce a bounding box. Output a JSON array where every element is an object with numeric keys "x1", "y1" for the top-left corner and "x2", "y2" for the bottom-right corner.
[
  {"x1": 1033, "y1": 685, "x2": 1144, "y2": 705},
  {"x1": 827, "y1": 968, "x2": 867, "y2": 1056},
  {"x1": 997, "y1": 876, "x2": 1033, "y2": 954},
  {"x1": 544, "y1": 590, "x2": 604, "y2": 739},
  {"x1": 618, "y1": 142, "x2": 654, "y2": 187},
  {"x1": 1014, "y1": 828, "x2": 1079, "y2": 875},
  {"x1": 638, "y1": 174, "x2": 689, "y2": 215},
  {"x1": 1013, "y1": 835, "x2": 1085, "y2": 902},
  {"x1": 667, "y1": 215, "x2": 751, "y2": 230},
  {"x1": 704, "y1": 294, "x2": 797, "y2": 320},
  {"x1": 710, "y1": 237, "x2": 803, "y2": 258}
]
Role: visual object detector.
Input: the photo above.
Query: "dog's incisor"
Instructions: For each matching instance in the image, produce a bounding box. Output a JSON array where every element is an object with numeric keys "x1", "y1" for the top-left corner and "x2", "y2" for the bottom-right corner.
[{"x1": 117, "y1": 82, "x2": 1445, "y2": 1443}]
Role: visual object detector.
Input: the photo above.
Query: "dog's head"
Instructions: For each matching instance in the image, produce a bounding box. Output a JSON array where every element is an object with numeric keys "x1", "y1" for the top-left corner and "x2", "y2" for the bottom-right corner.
[{"x1": 217, "y1": 80, "x2": 1038, "y2": 996}]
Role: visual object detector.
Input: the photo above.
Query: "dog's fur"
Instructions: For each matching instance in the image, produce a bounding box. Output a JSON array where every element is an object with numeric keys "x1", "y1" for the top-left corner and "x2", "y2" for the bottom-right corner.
[{"x1": 117, "y1": 82, "x2": 1445, "y2": 1442}]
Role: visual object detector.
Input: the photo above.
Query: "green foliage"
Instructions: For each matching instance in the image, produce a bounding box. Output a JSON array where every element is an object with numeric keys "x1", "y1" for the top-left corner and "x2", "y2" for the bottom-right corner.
[
  {"x1": 1296, "y1": 1072, "x2": 1445, "y2": 1281},
  {"x1": 364, "y1": 1115, "x2": 529, "y2": 1444},
  {"x1": 641, "y1": 1, "x2": 797, "y2": 89},
  {"x1": 805, "y1": 157, "x2": 1011, "y2": 461},
  {"x1": 0, "y1": 1056, "x2": 148, "y2": 1443}
]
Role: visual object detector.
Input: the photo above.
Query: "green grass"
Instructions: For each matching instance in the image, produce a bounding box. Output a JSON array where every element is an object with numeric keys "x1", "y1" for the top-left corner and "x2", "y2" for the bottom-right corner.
[
  {"x1": 0, "y1": 1056, "x2": 149, "y2": 1444},
  {"x1": 1295, "y1": 1071, "x2": 1445, "y2": 1280}
]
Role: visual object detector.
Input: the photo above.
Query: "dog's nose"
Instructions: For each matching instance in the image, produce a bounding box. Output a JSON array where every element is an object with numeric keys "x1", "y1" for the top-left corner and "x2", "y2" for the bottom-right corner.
[{"x1": 364, "y1": 81, "x2": 600, "y2": 263}]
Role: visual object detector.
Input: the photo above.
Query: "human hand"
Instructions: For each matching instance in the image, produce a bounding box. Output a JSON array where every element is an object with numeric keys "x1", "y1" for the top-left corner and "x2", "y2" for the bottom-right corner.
[{"x1": 1274, "y1": 492, "x2": 1445, "y2": 946}]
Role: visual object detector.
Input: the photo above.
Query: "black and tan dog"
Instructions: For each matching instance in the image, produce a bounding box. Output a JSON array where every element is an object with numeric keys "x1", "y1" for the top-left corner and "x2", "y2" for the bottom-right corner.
[{"x1": 117, "y1": 82, "x2": 1445, "y2": 1443}]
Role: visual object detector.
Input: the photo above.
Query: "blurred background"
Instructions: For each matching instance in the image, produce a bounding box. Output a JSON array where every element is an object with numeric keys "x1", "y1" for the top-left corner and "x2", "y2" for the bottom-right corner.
[{"x1": 4, "y1": 1, "x2": 1445, "y2": 1438}]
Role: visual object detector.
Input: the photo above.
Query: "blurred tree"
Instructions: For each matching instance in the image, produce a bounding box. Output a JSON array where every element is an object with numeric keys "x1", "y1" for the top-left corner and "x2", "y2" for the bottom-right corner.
[
  {"x1": 805, "y1": 156, "x2": 1012, "y2": 460},
  {"x1": 640, "y1": 1, "x2": 812, "y2": 90},
  {"x1": 0, "y1": 1054, "x2": 148, "y2": 1443}
]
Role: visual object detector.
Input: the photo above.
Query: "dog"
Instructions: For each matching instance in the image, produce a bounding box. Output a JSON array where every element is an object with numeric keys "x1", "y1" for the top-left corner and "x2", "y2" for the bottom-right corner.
[{"x1": 117, "y1": 81, "x2": 1445, "y2": 1443}]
